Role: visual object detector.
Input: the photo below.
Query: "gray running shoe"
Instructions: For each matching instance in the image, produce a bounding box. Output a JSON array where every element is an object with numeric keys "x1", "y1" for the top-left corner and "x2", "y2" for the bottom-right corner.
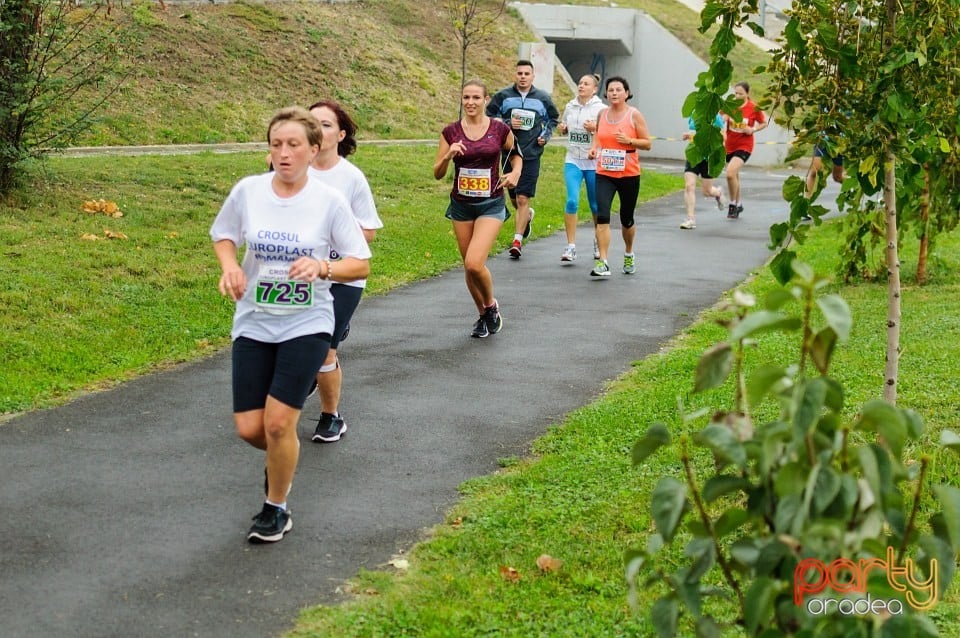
[{"x1": 590, "y1": 259, "x2": 611, "y2": 277}]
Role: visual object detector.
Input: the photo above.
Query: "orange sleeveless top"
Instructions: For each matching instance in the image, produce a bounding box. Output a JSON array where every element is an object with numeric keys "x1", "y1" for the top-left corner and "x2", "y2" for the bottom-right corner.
[{"x1": 595, "y1": 107, "x2": 641, "y2": 177}]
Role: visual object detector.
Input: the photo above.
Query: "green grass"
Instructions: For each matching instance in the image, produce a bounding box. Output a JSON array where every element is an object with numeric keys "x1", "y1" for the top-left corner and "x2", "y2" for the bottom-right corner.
[
  {"x1": 0, "y1": 145, "x2": 682, "y2": 416},
  {"x1": 58, "y1": 0, "x2": 770, "y2": 148},
  {"x1": 284, "y1": 222, "x2": 960, "y2": 637}
]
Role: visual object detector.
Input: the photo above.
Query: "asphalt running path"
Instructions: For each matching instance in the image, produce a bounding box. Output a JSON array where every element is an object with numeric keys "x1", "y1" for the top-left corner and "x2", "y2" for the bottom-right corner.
[{"x1": 1, "y1": 163, "x2": 808, "y2": 637}]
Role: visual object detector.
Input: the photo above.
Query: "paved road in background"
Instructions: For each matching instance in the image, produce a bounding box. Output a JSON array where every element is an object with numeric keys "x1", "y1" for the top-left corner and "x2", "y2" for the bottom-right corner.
[{"x1": 1, "y1": 162, "x2": 809, "y2": 637}]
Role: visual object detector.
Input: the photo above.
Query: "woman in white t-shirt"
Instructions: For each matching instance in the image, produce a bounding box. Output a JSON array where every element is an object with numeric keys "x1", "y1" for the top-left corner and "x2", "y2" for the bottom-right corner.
[
  {"x1": 306, "y1": 100, "x2": 383, "y2": 444},
  {"x1": 556, "y1": 74, "x2": 605, "y2": 263},
  {"x1": 210, "y1": 107, "x2": 371, "y2": 544}
]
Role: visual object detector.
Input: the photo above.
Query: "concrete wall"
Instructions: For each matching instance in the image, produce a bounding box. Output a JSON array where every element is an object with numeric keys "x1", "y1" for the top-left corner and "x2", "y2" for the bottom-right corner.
[{"x1": 513, "y1": 3, "x2": 791, "y2": 166}]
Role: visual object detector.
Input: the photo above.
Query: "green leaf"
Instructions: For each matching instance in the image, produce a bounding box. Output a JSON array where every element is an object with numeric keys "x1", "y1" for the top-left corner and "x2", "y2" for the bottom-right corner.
[
  {"x1": 793, "y1": 377, "x2": 827, "y2": 436},
  {"x1": 940, "y1": 136, "x2": 951, "y2": 153},
  {"x1": 684, "y1": 537, "x2": 715, "y2": 582},
  {"x1": 903, "y1": 408, "x2": 923, "y2": 440},
  {"x1": 744, "y1": 577, "x2": 776, "y2": 634},
  {"x1": 652, "y1": 477, "x2": 688, "y2": 542},
  {"x1": 775, "y1": 463, "x2": 806, "y2": 501},
  {"x1": 783, "y1": 18, "x2": 804, "y2": 50},
  {"x1": 702, "y1": 475, "x2": 751, "y2": 503},
  {"x1": 782, "y1": 175, "x2": 806, "y2": 200},
  {"x1": 746, "y1": 364, "x2": 790, "y2": 408},
  {"x1": 940, "y1": 429, "x2": 960, "y2": 455},
  {"x1": 730, "y1": 538, "x2": 759, "y2": 568},
  {"x1": 651, "y1": 596, "x2": 679, "y2": 638},
  {"x1": 822, "y1": 377, "x2": 844, "y2": 412},
  {"x1": 764, "y1": 288, "x2": 796, "y2": 311},
  {"x1": 855, "y1": 399, "x2": 907, "y2": 457},
  {"x1": 808, "y1": 327, "x2": 837, "y2": 374},
  {"x1": 694, "y1": 616, "x2": 721, "y2": 638},
  {"x1": 881, "y1": 614, "x2": 940, "y2": 638},
  {"x1": 816, "y1": 294, "x2": 852, "y2": 341},
  {"x1": 681, "y1": 92, "x2": 698, "y2": 118},
  {"x1": 755, "y1": 538, "x2": 791, "y2": 575},
  {"x1": 857, "y1": 446, "x2": 881, "y2": 510},
  {"x1": 932, "y1": 485, "x2": 960, "y2": 553},
  {"x1": 730, "y1": 310, "x2": 801, "y2": 342},
  {"x1": 632, "y1": 423, "x2": 671, "y2": 465},
  {"x1": 714, "y1": 507, "x2": 749, "y2": 538},
  {"x1": 693, "y1": 342, "x2": 733, "y2": 393},
  {"x1": 773, "y1": 494, "x2": 803, "y2": 533},
  {"x1": 695, "y1": 424, "x2": 746, "y2": 467},
  {"x1": 812, "y1": 466, "x2": 842, "y2": 514},
  {"x1": 917, "y1": 533, "x2": 953, "y2": 602}
]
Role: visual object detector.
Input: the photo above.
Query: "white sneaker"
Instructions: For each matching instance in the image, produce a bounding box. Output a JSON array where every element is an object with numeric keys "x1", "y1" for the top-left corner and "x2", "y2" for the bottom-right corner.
[
  {"x1": 680, "y1": 218, "x2": 696, "y2": 229},
  {"x1": 715, "y1": 190, "x2": 727, "y2": 210},
  {"x1": 561, "y1": 245, "x2": 577, "y2": 262}
]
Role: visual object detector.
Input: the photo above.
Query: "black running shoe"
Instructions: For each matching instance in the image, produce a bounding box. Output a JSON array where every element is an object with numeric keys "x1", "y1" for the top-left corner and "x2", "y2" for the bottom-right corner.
[
  {"x1": 312, "y1": 413, "x2": 347, "y2": 443},
  {"x1": 483, "y1": 301, "x2": 503, "y2": 335},
  {"x1": 727, "y1": 203, "x2": 740, "y2": 220},
  {"x1": 247, "y1": 503, "x2": 292, "y2": 543},
  {"x1": 471, "y1": 315, "x2": 490, "y2": 338}
]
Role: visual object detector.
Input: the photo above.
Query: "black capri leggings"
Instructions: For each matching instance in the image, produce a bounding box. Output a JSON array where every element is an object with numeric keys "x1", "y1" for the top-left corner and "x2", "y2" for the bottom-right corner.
[{"x1": 596, "y1": 173, "x2": 640, "y2": 228}]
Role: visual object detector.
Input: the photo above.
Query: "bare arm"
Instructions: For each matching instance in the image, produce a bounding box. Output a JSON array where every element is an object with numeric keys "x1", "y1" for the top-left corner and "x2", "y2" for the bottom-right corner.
[
  {"x1": 630, "y1": 110, "x2": 653, "y2": 151},
  {"x1": 433, "y1": 133, "x2": 465, "y2": 180},
  {"x1": 214, "y1": 239, "x2": 245, "y2": 301},
  {"x1": 323, "y1": 256, "x2": 370, "y2": 283}
]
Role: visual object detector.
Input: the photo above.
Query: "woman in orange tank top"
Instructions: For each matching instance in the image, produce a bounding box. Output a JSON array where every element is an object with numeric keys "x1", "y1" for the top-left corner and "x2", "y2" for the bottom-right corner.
[{"x1": 588, "y1": 76, "x2": 651, "y2": 277}]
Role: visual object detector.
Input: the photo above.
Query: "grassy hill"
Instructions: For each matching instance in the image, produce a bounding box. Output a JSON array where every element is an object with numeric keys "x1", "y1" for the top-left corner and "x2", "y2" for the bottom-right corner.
[
  {"x1": 69, "y1": 0, "x2": 768, "y2": 147},
  {"x1": 73, "y1": 0, "x2": 550, "y2": 145}
]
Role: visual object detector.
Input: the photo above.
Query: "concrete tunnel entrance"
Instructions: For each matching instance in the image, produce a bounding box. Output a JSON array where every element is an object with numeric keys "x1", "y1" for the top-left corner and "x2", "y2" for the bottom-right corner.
[{"x1": 513, "y1": 3, "x2": 790, "y2": 165}]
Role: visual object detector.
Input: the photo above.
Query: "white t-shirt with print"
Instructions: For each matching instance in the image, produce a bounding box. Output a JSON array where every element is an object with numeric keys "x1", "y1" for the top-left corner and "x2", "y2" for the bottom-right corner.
[
  {"x1": 308, "y1": 160, "x2": 382, "y2": 289},
  {"x1": 210, "y1": 173, "x2": 372, "y2": 342}
]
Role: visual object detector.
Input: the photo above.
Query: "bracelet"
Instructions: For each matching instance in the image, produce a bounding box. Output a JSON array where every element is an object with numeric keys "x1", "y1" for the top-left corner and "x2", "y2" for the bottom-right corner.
[{"x1": 324, "y1": 259, "x2": 333, "y2": 281}]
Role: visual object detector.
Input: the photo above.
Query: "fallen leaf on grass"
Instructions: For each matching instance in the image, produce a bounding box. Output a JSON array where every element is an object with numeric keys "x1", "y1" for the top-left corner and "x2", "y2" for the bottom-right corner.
[
  {"x1": 388, "y1": 558, "x2": 409, "y2": 570},
  {"x1": 103, "y1": 229, "x2": 128, "y2": 240},
  {"x1": 81, "y1": 198, "x2": 123, "y2": 218},
  {"x1": 536, "y1": 554, "x2": 563, "y2": 573},
  {"x1": 80, "y1": 233, "x2": 101, "y2": 241},
  {"x1": 499, "y1": 565, "x2": 521, "y2": 583}
]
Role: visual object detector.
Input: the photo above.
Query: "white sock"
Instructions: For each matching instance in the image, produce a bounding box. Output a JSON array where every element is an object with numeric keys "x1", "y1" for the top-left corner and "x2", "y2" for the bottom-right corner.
[
  {"x1": 513, "y1": 233, "x2": 523, "y2": 242},
  {"x1": 266, "y1": 499, "x2": 287, "y2": 511}
]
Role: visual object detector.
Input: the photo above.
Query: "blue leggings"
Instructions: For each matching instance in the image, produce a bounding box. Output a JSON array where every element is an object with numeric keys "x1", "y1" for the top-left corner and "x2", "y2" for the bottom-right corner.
[{"x1": 564, "y1": 163, "x2": 598, "y2": 215}]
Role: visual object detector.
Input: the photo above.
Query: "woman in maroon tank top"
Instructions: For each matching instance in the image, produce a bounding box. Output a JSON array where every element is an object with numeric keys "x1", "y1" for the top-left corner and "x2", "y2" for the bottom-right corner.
[{"x1": 434, "y1": 80, "x2": 522, "y2": 338}]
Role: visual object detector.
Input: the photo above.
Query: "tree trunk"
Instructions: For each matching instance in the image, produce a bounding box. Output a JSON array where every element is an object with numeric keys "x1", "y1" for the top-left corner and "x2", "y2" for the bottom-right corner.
[
  {"x1": 916, "y1": 166, "x2": 930, "y2": 285},
  {"x1": 883, "y1": 151, "x2": 900, "y2": 404}
]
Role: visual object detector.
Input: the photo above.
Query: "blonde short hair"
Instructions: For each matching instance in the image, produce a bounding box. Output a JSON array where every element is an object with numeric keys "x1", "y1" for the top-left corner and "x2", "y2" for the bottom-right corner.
[{"x1": 267, "y1": 106, "x2": 322, "y2": 147}]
